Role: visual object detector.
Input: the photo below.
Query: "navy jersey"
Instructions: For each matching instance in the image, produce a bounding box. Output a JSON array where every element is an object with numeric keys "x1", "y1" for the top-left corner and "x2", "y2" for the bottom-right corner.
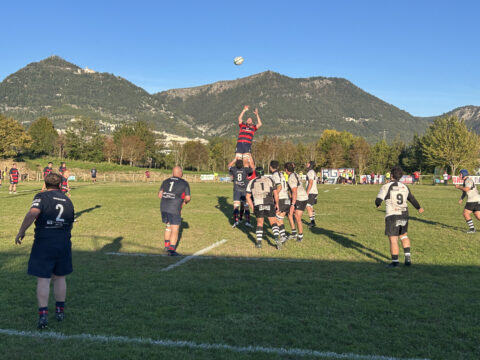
[
  {"x1": 229, "y1": 166, "x2": 253, "y2": 192},
  {"x1": 91, "y1": 168, "x2": 97, "y2": 177},
  {"x1": 160, "y1": 177, "x2": 191, "y2": 215},
  {"x1": 31, "y1": 190, "x2": 75, "y2": 239}
]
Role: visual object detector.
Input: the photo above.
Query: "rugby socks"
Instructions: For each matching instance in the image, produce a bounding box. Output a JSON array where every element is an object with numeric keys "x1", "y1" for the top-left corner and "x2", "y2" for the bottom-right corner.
[
  {"x1": 403, "y1": 247, "x2": 411, "y2": 257},
  {"x1": 291, "y1": 229, "x2": 297, "y2": 237},
  {"x1": 309, "y1": 213, "x2": 315, "y2": 223},
  {"x1": 272, "y1": 224, "x2": 279, "y2": 239},
  {"x1": 278, "y1": 224, "x2": 286, "y2": 239},
  {"x1": 245, "y1": 210, "x2": 251, "y2": 223},
  {"x1": 239, "y1": 208, "x2": 244, "y2": 221},
  {"x1": 56, "y1": 301, "x2": 65, "y2": 314},
  {"x1": 256, "y1": 226, "x2": 263, "y2": 243},
  {"x1": 391, "y1": 254, "x2": 399, "y2": 263},
  {"x1": 164, "y1": 240, "x2": 171, "y2": 249},
  {"x1": 297, "y1": 233, "x2": 304, "y2": 242},
  {"x1": 233, "y1": 208, "x2": 239, "y2": 223},
  {"x1": 466, "y1": 219, "x2": 475, "y2": 231},
  {"x1": 168, "y1": 244, "x2": 177, "y2": 251},
  {"x1": 39, "y1": 307, "x2": 48, "y2": 317}
]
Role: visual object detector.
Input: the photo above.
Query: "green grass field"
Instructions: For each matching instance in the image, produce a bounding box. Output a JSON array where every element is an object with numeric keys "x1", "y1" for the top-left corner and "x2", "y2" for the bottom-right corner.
[{"x1": 0, "y1": 182, "x2": 478, "y2": 359}]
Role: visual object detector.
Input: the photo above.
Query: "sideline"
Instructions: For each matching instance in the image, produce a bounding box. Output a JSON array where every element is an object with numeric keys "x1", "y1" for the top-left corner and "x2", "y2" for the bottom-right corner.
[{"x1": 0, "y1": 328, "x2": 430, "y2": 360}]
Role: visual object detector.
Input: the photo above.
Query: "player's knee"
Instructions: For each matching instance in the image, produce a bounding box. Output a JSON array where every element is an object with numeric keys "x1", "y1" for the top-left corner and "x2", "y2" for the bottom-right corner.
[{"x1": 233, "y1": 201, "x2": 240, "y2": 208}]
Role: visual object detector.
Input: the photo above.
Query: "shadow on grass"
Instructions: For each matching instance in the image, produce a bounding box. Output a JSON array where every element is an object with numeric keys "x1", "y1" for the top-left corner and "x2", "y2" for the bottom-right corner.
[
  {"x1": 215, "y1": 196, "x2": 277, "y2": 248},
  {"x1": 377, "y1": 209, "x2": 463, "y2": 231},
  {"x1": 75, "y1": 205, "x2": 102, "y2": 220},
  {"x1": 100, "y1": 236, "x2": 124, "y2": 253}
]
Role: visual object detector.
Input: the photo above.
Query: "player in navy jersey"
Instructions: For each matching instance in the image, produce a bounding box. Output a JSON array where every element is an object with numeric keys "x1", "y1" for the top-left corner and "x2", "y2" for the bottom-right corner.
[
  {"x1": 41, "y1": 162, "x2": 53, "y2": 191},
  {"x1": 158, "y1": 166, "x2": 191, "y2": 256},
  {"x1": 9, "y1": 162, "x2": 19, "y2": 194},
  {"x1": 229, "y1": 159, "x2": 254, "y2": 228},
  {"x1": 375, "y1": 166, "x2": 424, "y2": 268},
  {"x1": 91, "y1": 168, "x2": 97, "y2": 183},
  {"x1": 15, "y1": 173, "x2": 75, "y2": 329}
]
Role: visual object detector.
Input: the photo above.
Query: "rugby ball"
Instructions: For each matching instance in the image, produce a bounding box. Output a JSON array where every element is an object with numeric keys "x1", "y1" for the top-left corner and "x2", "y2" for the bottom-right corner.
[{"x1": 234, "y1": 56, "x2": 244, "y2": 65}]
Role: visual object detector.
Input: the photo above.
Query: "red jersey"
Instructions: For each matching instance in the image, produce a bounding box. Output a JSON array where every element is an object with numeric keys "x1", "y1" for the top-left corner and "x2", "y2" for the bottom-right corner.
[
  {"x1": 9, "y1": 168, "x2": 19, "y2": 182},
  {"x1": 43, "y1": 167, "x2": 53, "y2": 178},
  {"x1": 237, "y1": 123, "x2": 257, "y2": 144}
]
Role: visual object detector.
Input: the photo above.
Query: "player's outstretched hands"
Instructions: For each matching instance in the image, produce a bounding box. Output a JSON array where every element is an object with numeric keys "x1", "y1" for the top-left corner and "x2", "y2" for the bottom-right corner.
[
  {"x1": 418, "y1": 208, "x2": 424, "y2": 214},
  {"x1": 15, "y1": 232, "x2": 25, "y2": 245},
  {"x1": 253, "y1": 108, "x2": 259, "y2": 115},
  {"x1": 243, "y1": 105, "x2": 249, "y2": 111}
]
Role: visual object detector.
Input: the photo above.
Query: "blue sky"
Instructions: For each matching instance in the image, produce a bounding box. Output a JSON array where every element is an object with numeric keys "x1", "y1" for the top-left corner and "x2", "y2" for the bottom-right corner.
[{"x1": 1, "y1": 0, "x2": 479, "y2": 116}]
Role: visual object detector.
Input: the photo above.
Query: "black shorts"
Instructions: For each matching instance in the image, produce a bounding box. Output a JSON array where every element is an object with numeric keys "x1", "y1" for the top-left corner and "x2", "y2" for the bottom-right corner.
[
  {"x1": 28, "y1": 239, "x2": 73, "y2": 278},
  {"x1": 278, "y1": 198, "x2": 290, "y2": 213},
  {"x1": 91, "y1": 175, "x2": 96, "y2": 179},
  {"x1": 254, "y1": 204, "x2": 276, "y2": 218},
  {"x1": 295, "y1": 200, "x2": 308, "y2": 212},
  {"x1": 233, "y1": 190, "x2": 247, "y2": 203},
  {"x1": 385, "y1": 216, "x2": 409, "y2": 236},
  {"x1": 10, "y1": 180, "x2": 18, "y2": 185},
  {"x1": 161, "y1": 212, "x2": 182, "y2": 225},
  {"x1": 465, "y1": 202, "x2": 480, "y2": 212},
  {"x1": 235, "y1": 142, "x2": 252, "y2": 154},
  {"x1": 307, "y1": 194, "x2": 317, "y2": 206}
]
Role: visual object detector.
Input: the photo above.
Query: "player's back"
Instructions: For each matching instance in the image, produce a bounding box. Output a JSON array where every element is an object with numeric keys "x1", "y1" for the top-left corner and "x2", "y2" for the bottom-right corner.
[
  {"x1": 160, "y1": 177, "x2": 190, "y2": 214},
  {"x1": 230, "y1": 166, "x2": 252, "y2": 191},
  {"x1": 272, "y1": 171, "x2": 289, "y2": 199},
  {"x1": 32, "y1": 190, "x2": 75, "y2": 241},
  {"x1": 463, "y1": 178, "x2": 480, "y2": 202},
  {"x1": 377, "y1": 181, "x2": 410, "y2": 217},
  {"x1": 306, "y1": 169, "x2": 318, "y2": 194},
  {"x1": 247, "y1": 176, "x2": 275, "y2": 205},
  {"x1": 288, "y1": 172, "x2": 308, "y2": 201}
]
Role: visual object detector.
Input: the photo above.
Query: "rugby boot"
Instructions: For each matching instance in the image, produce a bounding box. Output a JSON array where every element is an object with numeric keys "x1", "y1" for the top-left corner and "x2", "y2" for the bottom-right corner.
[
  {"x1": 38, "y1": 315, "x2": 48, "y2": 329},
  {"x1": 405, "y1": 255, "x2": 411, "y2": 266}
]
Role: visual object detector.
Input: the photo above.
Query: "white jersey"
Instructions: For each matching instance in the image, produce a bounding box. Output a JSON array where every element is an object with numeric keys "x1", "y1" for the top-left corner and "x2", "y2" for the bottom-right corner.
[
  {"x1": 377, "y1": 181, "x2": 412, "y2": 217},
  {"x1": 246, "y1": 176, "x2": 275, "y2": 206},
  {"x1": 288, "y1": 172, "x2": 308, "y2": 202},
  {"x1": 271, "y1": 171, "x2": 289, "y2": 200},
  {"x1": 463, "y1": 178, "x2": 480, "y2": 203},
  {"x1": 306, "y1": 169, "x2": 318, "y2": 195}
]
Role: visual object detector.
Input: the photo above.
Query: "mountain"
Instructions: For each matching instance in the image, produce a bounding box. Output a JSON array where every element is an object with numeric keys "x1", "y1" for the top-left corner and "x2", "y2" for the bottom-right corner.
[
  {"x1": 0, "y1": 55, "x2": 467, "y2": 142},
  {"x1": 444, "y1": 106, "x2": 480, "y2": 132}
]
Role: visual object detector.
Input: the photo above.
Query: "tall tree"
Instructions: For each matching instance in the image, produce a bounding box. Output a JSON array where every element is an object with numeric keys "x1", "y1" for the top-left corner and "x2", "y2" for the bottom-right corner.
[
  {"x1": 122, "y1": 136, "x2": 146, "y2": 166},
  {"x1": 422, "y1": 116, "x2": 480, "y2": 175},
  {"x1": 350, "y1": 137, "x2": 370, "y2": 174},
  {"x1": 28, "y1": 117, "x2": 58, "y2": 155},
  {"x1": 184, "y1": 141, "x2": 209, "y2": 171},
  {"x1": 103, "y1": 137, "x2": 117, "y2": 163},
  {"x1": 0, "y1": 114, "x2": 32, "y2": 157},
  {"x1": 65, "y1": 117, "x2": 104, "y2": 161}
]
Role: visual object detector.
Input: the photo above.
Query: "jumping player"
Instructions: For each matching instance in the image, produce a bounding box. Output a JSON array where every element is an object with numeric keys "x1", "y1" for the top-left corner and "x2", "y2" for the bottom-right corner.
[
  {"x1": 41, "y1": 162, "x2": 53, "y2": 192},
  {"x1": 9, "y1": 162, "x2": 19, "y2": 194},
  {"x1": 285, "y1": 162, "x2": 309, "y2": 242},
  {"x1": 270, "y1": 160, "x2": 293, "y2": 242},
  {"x1": 15, "y1": 173, "x2": 75, "y2": 329},
  {"x1": 456, "y1": 169, "x2": 480, "y2": 233},
  {"x1": 246, "y1": 167, "x2": 281, "y2": 249},
  {"x1": 158, "y1": 166, "x2": 191, "y2": 256},
  {"x1": 375, "y1": 165, "x2": 424, "y2": 268},
  {"x1": 228, "y1": 159, "x2": 254, "y2": 228},
  {"x1": 305, "y1": 161, "x2": 318, "y2": 228},
  {"x1": 232, "y1": 105, "x2": 262, "y2": 170}
]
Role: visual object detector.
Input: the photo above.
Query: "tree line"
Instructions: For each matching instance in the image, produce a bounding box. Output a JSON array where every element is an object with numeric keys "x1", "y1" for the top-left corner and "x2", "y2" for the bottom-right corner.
[{"x1": 0, "y1": 114, "x2": 478, "y2": 175}]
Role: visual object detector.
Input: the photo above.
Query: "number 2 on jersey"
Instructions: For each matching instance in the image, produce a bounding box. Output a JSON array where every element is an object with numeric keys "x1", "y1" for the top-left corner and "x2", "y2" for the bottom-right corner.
[{"x1": 56, "y1": 204, "x2": 64, "y2": 222}]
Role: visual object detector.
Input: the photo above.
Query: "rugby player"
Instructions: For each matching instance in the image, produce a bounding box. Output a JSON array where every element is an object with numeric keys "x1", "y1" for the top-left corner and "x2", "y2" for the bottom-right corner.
[
  {"x1": 158, "y1": 166, "x2": 191, "y2": 256},
  {"x1": 59, "y1": 162, "x2": 67, "y2": 176},
  {"x1": 15, "y1": 173, "x2": 75, "y2": 329},
  {"x1": 41, "y1": 162, "x2": 53, "y2": 192},
  {"x1": 61, "y1": 170, "x2": 71, "y2": 197},
  {"x1": 270, "y1": 160, "x2": 292, "y2": 242},
  {"x1": 91, "y1": 168, "x2": 97, "y2": 183},
  {"x1": 375, "y1": 166, "x2": 424, "y2": 268},
  {"x1": 305, "y1": 161, "x2": 318, "y2": 228},
  {"x1": 246, "y1": 167, "x2": 281, "y2": 249},
  {"x1": 232, "y1": 105, "x2": 262, "y2": 171},
  {"x1": 9, "y1": 162, "x2": 19, "y2": 194},
  {"x1": 456, "y1": 169, "x2": 480, "y2": 233},
  {"x1": 285, "y1": 162, "x2": 309, "y2": 242},
  {"x1": 228, "y1": 159, "x2": 254, "y2": 228}
]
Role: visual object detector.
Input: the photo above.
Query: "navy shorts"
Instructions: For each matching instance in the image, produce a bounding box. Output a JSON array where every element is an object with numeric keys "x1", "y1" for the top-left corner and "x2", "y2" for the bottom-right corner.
[
  {"x1": 278, "y1": 198, "x2": 290, "y2": 213},
  {"x1": 161, "y1": 212, "x2": 182, "y2": 225},
  {"x1": 254, "y1": 204, "x2": 276, "y2": 218},
  {"x1": 233, "y1": 190, "x2": 247, "y2": 203},
  {"x1": 235, "y1": 142, "x2": 252, "y2": 154},
  {"x1": 10, "y1": 180, "x2": 18, "y2": 185},
  {"x1": 28, "y1": 239, "x2": 73, "y2": 278}
]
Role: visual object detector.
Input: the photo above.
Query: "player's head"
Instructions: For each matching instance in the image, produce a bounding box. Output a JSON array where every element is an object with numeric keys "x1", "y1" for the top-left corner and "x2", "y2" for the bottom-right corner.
[
  {"x1": 391, "y1": 165, "x2": 404, "y2": 181},
  {"x1": 172, "y1": 166, "x2": 183, "y2": 178},
  {"x1": 235, "y1": 159, "x2": 244, "y2": 169},
  {"x1": 45, "y1": 173, "x2": 62, "y2": 190},
  {"x1": 285, "y1": 162, "x2": 295, "y2": 174},
  {"x1": 270, "y1": 160, "x2": 279, "y2": 172},
  {"x1": 63, "y1": 170, "x2": 70, "y2": 178},
  {"x1": 12, "y1": 162, "x2": 17, "y2": 167},
  {"x1": 306, "y1": 161, "x2": 316, "y2": 170},
  {"x1": 61, "y1": 162, "x2": 66, "y2": 166},
  {"x1": 245, "y1": 117, "x2": 253, "y2": 125},
  {"x1": 459, "y1": 169, "x2": 469, "y2": 179},
  {"x1": 48, "y1": 162, "x2": 53, "y2": 168},
  {"x1": 255, "y1": 167, "x2": 264, "y2": 178}
]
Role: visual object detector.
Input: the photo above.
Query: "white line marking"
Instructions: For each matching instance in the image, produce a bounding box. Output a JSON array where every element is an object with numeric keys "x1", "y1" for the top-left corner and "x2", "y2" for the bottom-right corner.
[
  {"x1": 335, "y1": 187, "x2": 340, "y2": 190},
  {"x1": 324, "y1": 190, "x2": 330, "y2": 192},
  {"x1": 0, "y1": 329, "x2": 430, "y2": 360},
  {"x1": 105, "y1": 252, "x2": 312, "y2": 263},
  {"x1": 161, "y1": 239, "x2": 228, "y2": 272}
]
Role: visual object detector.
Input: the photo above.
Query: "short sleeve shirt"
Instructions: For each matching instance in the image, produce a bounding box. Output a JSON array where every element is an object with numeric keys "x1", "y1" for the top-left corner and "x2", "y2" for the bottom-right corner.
[
  {"x1": 160, "y1": 177, "x2": 191, "y2": 215},
  {"x1": 287, "y1": 172, "x2": 308, "y2": 201},
  {"x1": 229, "y1": 166, "x2": 253, "y2": 192},
  {"x1": 376, "y1": 182, "x2": 410, "y2": 217},
  {"x1": 272, "y1": 171, "x2": 289, "y2": 200},
  {"x1": 246, "y1": 176, "x2": 275, "y2": 206},
  {"x1": 463, "y1": 178, "x2": 480, "y2": 203},
  {"x1": 306, "y1": 169, "x2": 318, "y2": 195}
]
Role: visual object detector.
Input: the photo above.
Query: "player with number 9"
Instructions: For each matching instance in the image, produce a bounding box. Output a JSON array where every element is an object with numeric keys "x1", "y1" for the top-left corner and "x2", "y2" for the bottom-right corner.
[
  {"x1": 15, "y1": 173, "x2": 75, "y2": 329},
  {"x1": 375, "y1": 165, "x2": 424, "y2": 268}
]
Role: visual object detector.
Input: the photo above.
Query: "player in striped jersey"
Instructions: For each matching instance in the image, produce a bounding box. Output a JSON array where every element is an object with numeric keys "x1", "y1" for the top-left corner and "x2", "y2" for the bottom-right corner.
[
  {"x1": 456, "y1": 169, "x2": 480, "y2": 233},
  {"x1": 41, "y1": 162, "x2": 53, "y2": 192},
  {"x1": 285, "y1": 162, "x2": 309, "y2": 242},
  {"x1": 375, "y1": 166, "x2": 424, "y2": 268},
  {"x1": 246, "y1": 167, "x2": 281, "y2": 249},
  {"x1": 9, "y1": 163, "x2": 20, "y2": 194},
  {"x1": 305, "y1": 161, "x2": 318, "y2": 228}
]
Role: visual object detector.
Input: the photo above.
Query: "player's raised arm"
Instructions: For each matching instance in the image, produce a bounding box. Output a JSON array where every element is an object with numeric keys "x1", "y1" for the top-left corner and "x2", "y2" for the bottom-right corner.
[
  {"x1": 254, "y1": 108, "x2": 262, "y2": 129},
  {"x1": 15, "y1": 208, "x2": 41, "y2": 245},
  {"x1": 238, "y1": 105, "x2": 249, "y2": 125}
]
